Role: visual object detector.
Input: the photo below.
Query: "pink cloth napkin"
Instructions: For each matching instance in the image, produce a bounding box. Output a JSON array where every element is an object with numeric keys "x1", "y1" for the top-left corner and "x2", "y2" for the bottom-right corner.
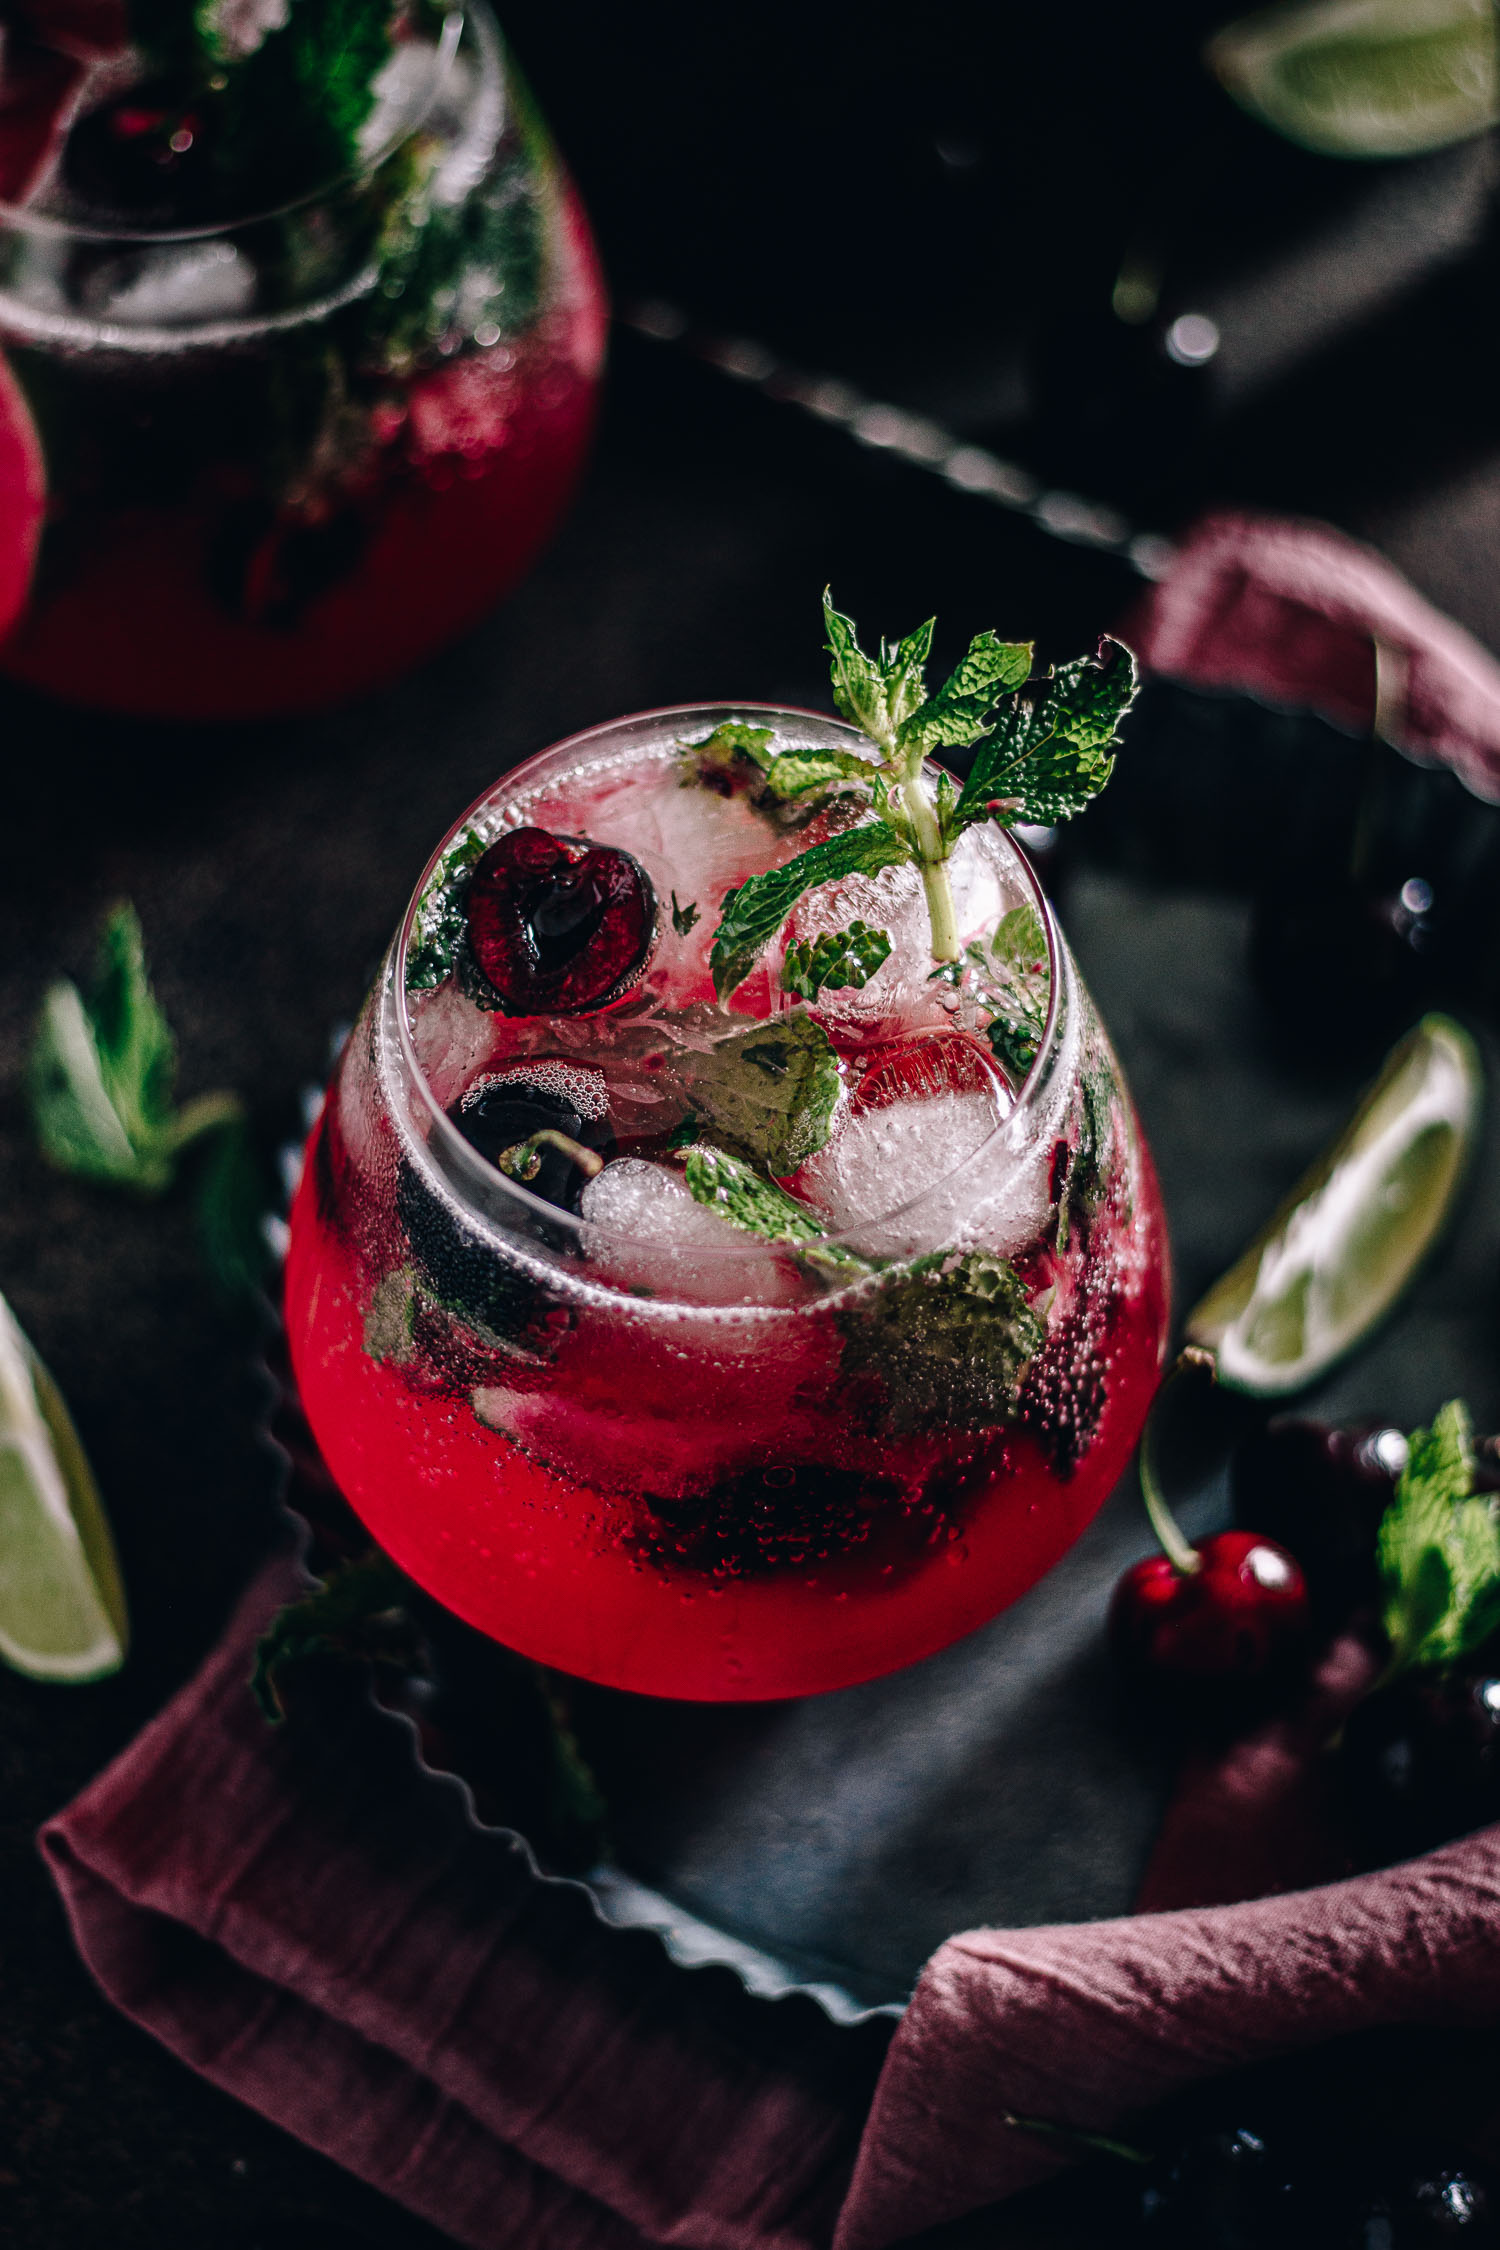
[
  {"x1": 1126, "y1": 507, "x2": 1500, "y2": 803},
  {"x1": 41, "y1": 1550, "x2": 888, "y2": 2250},
  {"x1": 42, "y1": 1557, "x2": 1500, "y2": 2250}
]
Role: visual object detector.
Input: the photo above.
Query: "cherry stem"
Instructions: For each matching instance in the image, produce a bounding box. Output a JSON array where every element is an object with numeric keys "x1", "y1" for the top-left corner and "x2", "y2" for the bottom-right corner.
[
  {"x1": 496, "y1": 1130, "x2": 605, "y2": 1184},
  {"x1": 1138, "y1": 1346, "x2": 1219, "y2": 1578},
  {"x1": 997, "y1": 2109, "x2": 1152, "y2": 2168}
]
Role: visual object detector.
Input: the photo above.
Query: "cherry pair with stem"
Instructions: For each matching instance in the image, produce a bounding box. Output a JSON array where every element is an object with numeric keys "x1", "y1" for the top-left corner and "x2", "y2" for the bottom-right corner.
[{"x1": 1109, "y1": 1348, "x2": 1311, "y2": 1696}]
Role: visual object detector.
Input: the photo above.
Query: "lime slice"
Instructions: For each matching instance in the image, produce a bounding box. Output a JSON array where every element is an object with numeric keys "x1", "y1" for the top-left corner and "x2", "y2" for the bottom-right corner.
[
  {"x1": 1206, "y1": 0, "x2": 1498, "y2": 159},
  {"x1": 1186, "y1": 1013, "x2": 1481, "y2": 1397},
  {"x1": 0, "y1": 1291, "x2": 127, "y2": 1681}
]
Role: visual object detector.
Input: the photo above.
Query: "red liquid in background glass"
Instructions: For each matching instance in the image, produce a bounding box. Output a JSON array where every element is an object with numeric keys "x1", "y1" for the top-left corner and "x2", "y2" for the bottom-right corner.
[
  {"x1": 0, "y1": 189, "x2": 604, "y2": 718},
  {"x1": 285, "y1": 1069, "x2": 1169, "y2": 1704}
]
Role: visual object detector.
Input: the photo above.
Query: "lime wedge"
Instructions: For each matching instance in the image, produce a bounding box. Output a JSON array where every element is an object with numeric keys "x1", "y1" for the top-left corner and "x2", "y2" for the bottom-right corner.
[
  {"x1": 1186, "y1": 1014, "x2": 1481, "y2": 1397},
  {"x1": 0, "y1": 1291, "x2": 127, "y2": 1681},
  {"x1": 1206, "y1": 0, "x2": 1498, "y2": 159}
]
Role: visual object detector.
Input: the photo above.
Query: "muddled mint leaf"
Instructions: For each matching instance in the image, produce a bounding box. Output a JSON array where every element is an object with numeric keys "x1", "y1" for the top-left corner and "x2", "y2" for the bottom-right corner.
[
  {"x1": 760, "y1": 746, "x2": 880, "y2": 801},
  {"x1": 1057, "y1": 1060, "x2": 1116, "y2": 1252},
  {"x1": 822, "y1": 589, "x2": 934, "y2": 748},
  {"x1": 710, "y1": 821, "x2": 911, "y2": 1000},
  {"x1": 364, "y1": 1266, "x2": 419, "y2": 1363},
  {"x1": 679, "y1": 721, "x2": 777, "y2": 785},
  {"x1": 896, "y1": 631, "x2": 1034, "y2": 757},
  {"x1": 251, "y1": 1552, "x2": 420, "y2": 1723},
  {"x1": 215, "y1": 0, "x2": 395, "y2": 204},
  {"x1": 365, "y1": 133, "x2": 545, "y2": 371},
  {"x1": 682, "y1": 1144, "x2": 831, "y2": 1245},
  {"x1": 839, "y1": 1251, "x2": 1045, "y2": 1435},
  {"x1": 406, "y1": 827, "x2": 487, "y2": 992},
  {"x1": 29, "y1": 903, "x2": 242, "y2": 1197},
  {"x1": 979, "y1": 905, "x2": 1051, "y2": 1081},
  {"x1": 781, "y1": 920, "x2": 893, "y2": 1002},
  {"x1": 672, "y1": 1013, "x2": 841, "y2": 1174},
  {"x1": 1378, "y1": 1399, "x2": 1500, "y2": 1679},
  {"x1": 681, "y1": 1145, "x2": 862, "y2": 1274},
  {"x1": 954, "y1": 638, "x2": 1139, "y2": 830},
  {"x1": 670, "y1": 893, "x2": 701, "y2": 937}
]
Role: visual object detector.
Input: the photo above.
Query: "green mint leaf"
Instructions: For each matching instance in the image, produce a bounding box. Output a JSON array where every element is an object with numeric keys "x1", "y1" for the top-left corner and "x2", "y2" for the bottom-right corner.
[
  {"x1": 682, "y1": 1144, "x2": 830, "y2": 1245},
  {"x1": 672, "y1": 1013, "x2": 842, "y2": 1174},
  {"x1": 978, "y1": 905, "x2": 1051, "y2": 1081},
  {"x1": 679, "y1": 720, "x2": 777, "y2": 782},
  {"x1": 710, "y1": 821, "x2": 910, "y2": 1000},
  {"x1": 670, "y1": 893, "x2": 701, "y2": 937},
  {"x1": 760, "y1": 746, "x2": 880, "y2": 801},
  {"x1": 822, "y1": 590, "x2": 890, "y2": 740},
  {"x1": 219, "y1": 0, "x2": 395, "y2": 206},
  {"x1": 1378, "y1": 1399, "x2": 1500, "y2": 1677},
  {"x1": 1056, "y1": 1058, "x2": 1116, "y2": 1252},
  {"x1": 681, "y1": 1145, "x2": 864, "y2": 1273},
  {"x1": 896, "y1": 631, "x2": 1034, "y2": 756},
  {"x1": 781, "y1": 920, "x2": 893, "y2": 1001},
  {"x1": 406, "y1": 827, "x2": 487, "y2": 992},
  {"x1": 954, "y1": 637, "x2": 1139, "y2": 829},
  {"x1": 839, "y1": 1251, "x2": 1045, "y2": 1435},
  {"x1": 251, "y1": 1552, "x2": 420, "y2": 1723},
  {"x1": 30, "y1": 905, "x2": 181, "y2": 1193},
  {"x1": 822, "y1": 589, "x2": 934, "y2": 747},
  {"x1": 364, "y1": 1266, "x2": 419, "y2": 1364}
]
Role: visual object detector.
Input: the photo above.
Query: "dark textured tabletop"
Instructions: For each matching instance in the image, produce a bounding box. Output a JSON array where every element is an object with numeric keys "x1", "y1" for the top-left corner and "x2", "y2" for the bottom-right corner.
[{"x1": 8, "y1": 2, "x2": 1500, "y2": 2243}]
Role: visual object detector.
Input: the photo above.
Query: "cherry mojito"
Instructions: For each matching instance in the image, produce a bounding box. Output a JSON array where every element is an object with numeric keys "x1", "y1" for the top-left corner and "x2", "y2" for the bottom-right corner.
[
  {"x1": 0, "y1": 1, "x2": 603, "y2": 718},
  {"x1": 286, "y1": 597, "x2": 1170, "y2": 1699}
]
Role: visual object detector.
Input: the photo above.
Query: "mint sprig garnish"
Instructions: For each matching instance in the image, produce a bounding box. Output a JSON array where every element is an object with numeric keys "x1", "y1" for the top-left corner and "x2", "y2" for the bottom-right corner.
[
  {"x1": 1377, "y1": 1399, "x2": 1500, "y2": 1680},
  {"x1": 704, "y1": 593, "x2": 1137, "y2": 1002},
  {"x1": 951, "y1": 643, "x2": 1135, "y2": 829},
  {"x1": 710, "y1": 821, "x2": 909, "y2": 1001},
  {"x1": 671, "y1": 1013, "x2": 841, "y2": 1176},
  {"x1": 781, "y1": 921, "x2": 892, "y2": 1002},
  {"x1": 839, "y1": 1251, "x2": 1046, "y2": 1434},
  {"x1": 29, "y1": 903, "x2": 272, "y2": 1299}
]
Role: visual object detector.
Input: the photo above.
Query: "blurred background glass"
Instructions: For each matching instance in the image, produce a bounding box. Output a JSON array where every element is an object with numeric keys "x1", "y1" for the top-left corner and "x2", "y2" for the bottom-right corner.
[{"x1": 0, "y1": 0, "x2": 605, "y2": 718}]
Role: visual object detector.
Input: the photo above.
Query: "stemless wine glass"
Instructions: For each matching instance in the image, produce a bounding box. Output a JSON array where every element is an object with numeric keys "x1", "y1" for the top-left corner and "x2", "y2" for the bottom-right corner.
[
  {"x1": 284, "y1": 704, "x2": 1171, "y2": 1701},
  {"x1": 0, "y1": 3, "x2": 604, "y2": 718}
]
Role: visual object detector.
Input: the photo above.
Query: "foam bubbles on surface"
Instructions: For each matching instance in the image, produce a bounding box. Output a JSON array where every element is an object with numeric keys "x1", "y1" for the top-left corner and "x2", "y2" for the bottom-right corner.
[{"x1": 463, "y1": 1059, "x2": 608, "y2": 1120}]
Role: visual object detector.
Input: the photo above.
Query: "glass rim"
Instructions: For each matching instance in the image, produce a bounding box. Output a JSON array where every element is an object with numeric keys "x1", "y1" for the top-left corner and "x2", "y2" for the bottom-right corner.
[
  {"x1": 393, "y1": 701, "x2": 1068, "y2": 1263},
  {"x1": 0, "y1": 5, "x2": 467, "y2": 248}
]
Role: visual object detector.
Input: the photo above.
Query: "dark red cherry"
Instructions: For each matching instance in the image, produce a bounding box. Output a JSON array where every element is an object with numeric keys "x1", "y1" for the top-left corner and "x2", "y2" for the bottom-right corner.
[
  {"x1": 1109, "y1": 1530, "x2": 1310, "y2": 1688},
  {"x1": 464, "y1": 828, "x2": 657, "y2": 1016},
  {"x1": 449, "y1": 1064, "x2": 614, "y2": 1212},
  {"x1": 1135, "y1": 2125, "x2": 1305, "y2": 2249},
  {"x1": 1340, "y1": 1659, "x2": 1500, "y2": 1863},
  {"x1": 63, "y1": 77, "x2": 218, "y2": 219},
  {"x1": 1232, "y1": 1418, "x2": 1407, "y2": 1624}
]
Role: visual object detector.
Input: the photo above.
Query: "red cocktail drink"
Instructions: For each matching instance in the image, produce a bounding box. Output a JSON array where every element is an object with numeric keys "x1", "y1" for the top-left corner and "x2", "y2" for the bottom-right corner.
[{"x1": 286, "y1": 702, "x2": 1170, "y2": 1699}]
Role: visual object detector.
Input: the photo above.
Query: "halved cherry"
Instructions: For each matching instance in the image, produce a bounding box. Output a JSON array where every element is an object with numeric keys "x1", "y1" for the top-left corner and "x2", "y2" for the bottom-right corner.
[{"x1": 464, "y1": 827, "x2": 657, "y2": 1016}]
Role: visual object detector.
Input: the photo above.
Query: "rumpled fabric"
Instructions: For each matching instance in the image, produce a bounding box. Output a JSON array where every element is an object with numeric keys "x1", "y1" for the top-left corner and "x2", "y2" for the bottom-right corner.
[
  {"x1": 40, "y1": 1550, "x2": 889, "y2": 2250},
  {"x1": 1127, "y1": 507, "x2": 1500, "y2": 803}
]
